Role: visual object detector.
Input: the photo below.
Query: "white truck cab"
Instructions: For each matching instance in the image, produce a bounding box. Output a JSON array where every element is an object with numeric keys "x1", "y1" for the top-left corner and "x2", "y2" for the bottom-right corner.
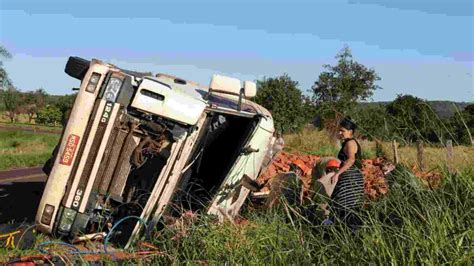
[{"x1": 36, "y1": 57, "x2": 274, "y2": 247}]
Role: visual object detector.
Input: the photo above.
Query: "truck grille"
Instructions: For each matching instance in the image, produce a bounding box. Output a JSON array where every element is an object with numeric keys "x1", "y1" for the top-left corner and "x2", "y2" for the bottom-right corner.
[
  {"x1": 108, "y1": 132, "x2": 139, "y2": 202},
  {"x1": 97, "y1": 128, "x2": 127, "y2": 195}
]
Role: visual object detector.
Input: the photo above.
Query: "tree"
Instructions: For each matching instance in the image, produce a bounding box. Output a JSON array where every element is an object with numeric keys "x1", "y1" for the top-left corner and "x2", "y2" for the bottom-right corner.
[
  {"x1": 352, "y1": 103, "x2": 390, "y2": 141},
  {"x1": 386, "y1": 94, "x2": 443, "y2": 143},
  {"x1": 36, "y1": 105, "x2": 62, "y2": 126},
  {"x1": 254, "y1": 74, "x2": 312, "y2": 133},
  {"x1": 449, "y1": 104, "x2": 473, "y2": 146},
  {"x1": 54, "y1": 93, "x2": 76, "y2": 126},
  {"x1": 24, "y1": 89, "x2": 47, "y2": 123},
  {"x1": 311, "y1": 46, "x2": 381, "y2": 127},
  {"x1": 0, "y1": 45, "x2": 12, "y2": 89},
  {"x1": 2, "y1": 86, "x2": 22, "y2": 122}
]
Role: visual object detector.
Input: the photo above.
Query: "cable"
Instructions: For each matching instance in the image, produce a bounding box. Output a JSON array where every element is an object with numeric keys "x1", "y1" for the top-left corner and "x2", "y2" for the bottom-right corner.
[
  {"x1": 35, "y1": 216, "x2": 147, "y2": 261},
  {"x1": 103, "y1": 215, "x2": 148, "y2": 254},
  {"x1": 0, "y1": 230, "x2": 21, "y2": 248},
  {"x1": 16, "y1": 223, "x2": 38, "y2": 249}
]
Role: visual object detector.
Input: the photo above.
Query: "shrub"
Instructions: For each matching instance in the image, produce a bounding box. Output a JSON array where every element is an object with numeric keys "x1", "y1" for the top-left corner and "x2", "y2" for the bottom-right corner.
[
  {"x1": 255, "y1": 74, "x2": 313, "y2": 133},
  {"x1": 36, "y1": 105, "x2": 62, "y2": 126}
]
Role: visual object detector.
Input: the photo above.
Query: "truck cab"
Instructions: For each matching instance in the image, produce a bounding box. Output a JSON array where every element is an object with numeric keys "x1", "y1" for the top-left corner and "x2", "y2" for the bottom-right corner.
[{"x1": 36, "y1": 57, "x2": 274, "y2": 247}]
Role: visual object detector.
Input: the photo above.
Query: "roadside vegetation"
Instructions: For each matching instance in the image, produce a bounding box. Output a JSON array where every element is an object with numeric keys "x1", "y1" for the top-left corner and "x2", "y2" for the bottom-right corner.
[
  {"x1": 0, "y1": 130, "x2": 59, "y2": 170},
  {"x1": 285, "y1": 128, "x2": 474, "y2": 172},
  {"x1": 1, "y1": 44, "x2": 75, "y2": 126},
  {"x1": 149, "y1": 167, "x2": 472, "y2": 264}
]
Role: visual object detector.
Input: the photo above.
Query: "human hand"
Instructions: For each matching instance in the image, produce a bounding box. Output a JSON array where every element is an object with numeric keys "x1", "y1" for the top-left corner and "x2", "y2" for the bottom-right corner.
[{"x1": 331, "y1": 173, "x2": 340, "y2": 184}]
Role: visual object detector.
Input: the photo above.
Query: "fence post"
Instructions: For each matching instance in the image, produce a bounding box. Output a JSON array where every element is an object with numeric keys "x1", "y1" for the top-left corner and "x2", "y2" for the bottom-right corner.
[
  {"x1": 446, "y1": 139, "x2": 454, "y2": 174},
  {"x1": 392, "y1": 140, "x2": 399, "y2": 164},
  {"x1": 416, "y1": 140, "x2": 424, "y2": 171}
]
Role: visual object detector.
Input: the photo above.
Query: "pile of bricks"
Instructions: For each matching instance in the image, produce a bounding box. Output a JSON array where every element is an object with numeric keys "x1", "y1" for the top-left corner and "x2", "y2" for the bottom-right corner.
[
  {"x1": 257, "y1": 152, "x2": 320, "y2": 192},
  {"x1": 412, "y1": 165, "x2": 443, "y2": 189},
  {"x1": 362, "y1": 158, "x2": 391, "y2": 199},
  {"x1": 258, "y1": 151, "x2": 394, "y2": 200}
]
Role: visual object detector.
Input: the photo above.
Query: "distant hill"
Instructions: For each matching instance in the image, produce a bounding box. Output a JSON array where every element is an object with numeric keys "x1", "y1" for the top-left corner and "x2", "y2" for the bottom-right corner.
[
  {"x1": 427, "y1": 101, "x2": 470, "y2": 119},
  {"x1": 360, "y1": 101, "x2": 470, "y2": 119}
]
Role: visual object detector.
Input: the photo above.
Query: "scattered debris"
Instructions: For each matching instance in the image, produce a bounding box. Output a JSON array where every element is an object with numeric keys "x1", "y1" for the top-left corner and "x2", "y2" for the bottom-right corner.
[
  {"x1": 7, "y1": 250, "x2": 167, "y2": 265},
  {"x1": 5, "y1": 240, "x2": 166, "y2": 265},
  {"x1": 0, "y1": 223, "x2": 36, "y2": 250},
  {"x1": 412, "y1": 165, "x2": 443, "y2": 189},
  {"x1": 72, "y1": 232, "x2": 106, "y2": 244}
]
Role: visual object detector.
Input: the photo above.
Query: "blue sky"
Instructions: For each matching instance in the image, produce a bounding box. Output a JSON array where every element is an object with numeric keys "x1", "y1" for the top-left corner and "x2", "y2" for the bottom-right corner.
[{"x1": 0, "y1": 0, "x2": 472, "y2": 101}]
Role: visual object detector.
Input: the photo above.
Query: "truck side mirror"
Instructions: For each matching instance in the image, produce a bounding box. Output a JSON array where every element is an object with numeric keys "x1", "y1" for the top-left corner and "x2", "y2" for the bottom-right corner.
[
  {"x1": 243, "y1": 81, "x2": 256, "y2": 98},
  {"x1": 209, "y1": 75, "x2": 242, "y2": 95}
]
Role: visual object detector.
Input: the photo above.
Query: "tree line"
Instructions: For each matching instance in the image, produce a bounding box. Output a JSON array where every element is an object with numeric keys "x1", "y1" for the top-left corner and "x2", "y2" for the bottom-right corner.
[
  {"x1": 1, "y1": 45, "x2": 75, "y2": 126},
  {"x1": 1, "y1": 45, "x2": 472, "y2": 145},
  {"x1": 0, "y1": 88, "x2": 75, "y2": 126},
  {"x1": 253, "y1": 46, "x2": 473, "y2": 146}
]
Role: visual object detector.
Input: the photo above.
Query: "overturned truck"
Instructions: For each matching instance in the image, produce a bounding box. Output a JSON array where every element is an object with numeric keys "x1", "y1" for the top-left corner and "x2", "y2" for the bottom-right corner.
[{"x1": 36, "y1": 57, "x2": 274, "y2": 247}]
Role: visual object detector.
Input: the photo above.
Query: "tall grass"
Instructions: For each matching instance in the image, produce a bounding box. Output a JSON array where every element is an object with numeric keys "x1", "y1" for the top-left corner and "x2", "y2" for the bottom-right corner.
[
  {"x1": 284, "y1": 129, "x2": 338, "y2": 156},
  {"x1": 0, "y1": 112, "x2": 36, "y2": 124},
  {"x1": 145, "y1": 166, "x2": 473, "y2": 264},
  {"x1": 379, "y1": 142, "x2": 474, "y2": 172},
  {"x1": 0, "y1": 121, "x2": 62, "y2": 131},
  {"x1": 139, "y1": 128, "x2": 473, "y2": 264},
  {"x1": 284, "y1": 128, "x2": 473, "y2": 172},
  {"x1": 0, "y1": 130, "x2": 59, "y2": 170}
]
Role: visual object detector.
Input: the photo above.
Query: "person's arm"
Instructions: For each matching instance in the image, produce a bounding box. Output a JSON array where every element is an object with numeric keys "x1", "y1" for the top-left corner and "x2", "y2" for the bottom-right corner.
[{"x1": 331, "y1": 140, "x2": 358, "y2": 184}]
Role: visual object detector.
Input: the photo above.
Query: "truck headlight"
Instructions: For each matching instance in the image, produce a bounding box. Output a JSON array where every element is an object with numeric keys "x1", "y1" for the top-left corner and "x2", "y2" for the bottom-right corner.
[
  {"x1": 86, "y1": 72, "x2": 102, "y2": 93},
  {"x1": 57, "y1": 208, "x2": 77, "y2": 234},
  {"x1": 40, "y1": 204, "x2": 55, "y2": 225}
]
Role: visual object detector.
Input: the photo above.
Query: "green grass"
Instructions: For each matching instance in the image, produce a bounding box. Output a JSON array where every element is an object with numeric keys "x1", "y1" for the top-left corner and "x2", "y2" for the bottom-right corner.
[
  {"x1": 283, "y1": 128, "x2": 337, "y2": 156},
  {"x1": 0, "y1": 130, "x2": 59, "y2": 170}
]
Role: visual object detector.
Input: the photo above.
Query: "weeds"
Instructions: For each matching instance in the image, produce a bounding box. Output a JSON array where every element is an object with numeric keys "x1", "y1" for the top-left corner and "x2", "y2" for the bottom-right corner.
[
  {"x1": 285, "y1": 128, "x2": 473, "y2": 172},
  {"x1": 145, "y1": 166, "x2": 472, "y2": 264},
  {"x1": 0, "y1": 130, "x2": 59, "y2": 170}
]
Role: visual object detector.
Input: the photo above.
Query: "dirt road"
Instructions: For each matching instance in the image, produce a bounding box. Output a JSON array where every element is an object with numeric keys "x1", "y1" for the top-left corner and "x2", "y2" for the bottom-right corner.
[
  {"x1": 0, "y1": 123, "x2": 61, "y2": 135},
  {"x1": 0, "y1": 167, "x2": 46, "y2": 223},
  {"x1": 0, "y1": 167, "x2": 47, "y2": 183}
]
